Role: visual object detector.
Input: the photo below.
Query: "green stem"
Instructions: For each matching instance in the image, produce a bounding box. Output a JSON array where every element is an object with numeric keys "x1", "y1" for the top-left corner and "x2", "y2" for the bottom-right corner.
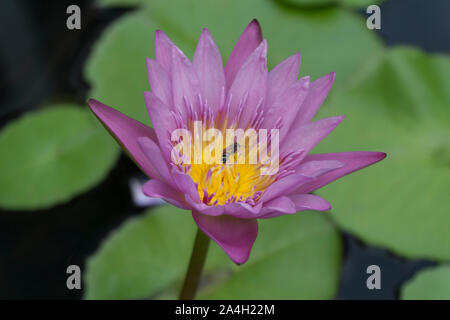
[{"x1": 178, "y1": 227, "x2": 210, "y2": 300}]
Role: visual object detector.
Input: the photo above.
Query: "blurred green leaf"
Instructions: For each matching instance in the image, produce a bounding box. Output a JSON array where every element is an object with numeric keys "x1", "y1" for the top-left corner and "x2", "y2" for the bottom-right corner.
[
  {"x1": 101, "y1": 0, "x2": 385, "y2": 9},
  {"x1": 85, "y1": 205, "x2": 341, "y2": 299},
  {"x1": 276, "y1": 0, "x2": 335, "y2": 7},
  {"x1": 0, "y1": 105, "x2": 119, "y2": 210},
  {"x1": 276, "y1": 0, "x2": 384, "y2": 9},
  {"x1": 85, "y1": 11, "x2": 156, "y2": 125},
  {"x1": 340, "y1": 0, "x2": 384, "y2": 8},
  {"x1": 401, "y1": 265, "x2": 450, "y2": 300},
  {"x1": 314, "y1": 47, "x2": 450, "y2": 261},
  {"x1": 85, "y1": 206, "x2": 198, "y2": 299},
  {"x1": 200, "y1": 210, "x2": 342, "y2": 299},
  {"x1": 86, "y1": 0, "x2": 383, "y2": 124}
]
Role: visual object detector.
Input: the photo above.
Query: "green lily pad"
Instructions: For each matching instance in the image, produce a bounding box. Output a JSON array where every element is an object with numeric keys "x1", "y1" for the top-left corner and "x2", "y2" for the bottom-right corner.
[
  {"x1": 401, "y1": 265, "x2": 450, "y2": 300},
  {"x1": 101, "y1": 0, "x2": 384, "y2": 9},
  {"x1": 86, "y1": 0, "x2": 383, "y2": 124},
  {"x1": 340, "y1": 0, "x2": 385, "y2": 8},
  {"x1": 276, "y1": 0, "x2": 336, "y2": 8},
  {"x1": 314, "y1": 47, "x2": 450, "y2": 261},
  {"x1": 200, "y1": 210, "x2": 342, "y2": 299},
  {"x1": 84, "y1": 205, "x2": 341, "y2": 299},
  {"x1": 0, "y1": 105, "x2": 119, "y2": 210},
  {"x1": 276, "y1": 0, "x2": 384, "y2": 9},
  {"x1": 85, "y1": 11, "x2": 156, "y2": 125}
]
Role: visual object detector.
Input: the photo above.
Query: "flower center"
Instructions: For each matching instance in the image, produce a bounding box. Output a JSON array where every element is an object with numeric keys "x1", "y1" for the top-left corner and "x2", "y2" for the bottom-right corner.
[
  {"x1": 189, "y1": 162, "x2": 274, "y2": 206},
  {"x1": 171, "y1": 106, "x2": 282, "y2": 206},
  {"x1": 180, "y1": 123, "x2": 277, "y2": 206}
]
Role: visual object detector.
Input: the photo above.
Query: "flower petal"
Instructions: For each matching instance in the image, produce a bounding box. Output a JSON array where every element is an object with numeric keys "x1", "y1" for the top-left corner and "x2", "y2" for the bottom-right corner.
[
  {"x1": 155, "y1": 30, "x2": 175, "y2": 73},
  {"x1": 185, "y1": 195, "x2": 225, "y2": 216},
  {"x1": 262, "y1": 76, "x2": 309, "y2": 139},
  {"x1": 223, "y1": 201, "x2": 263, "y2": 218},
  {"x1": 260, "y1": 173, "x2": 314, "y2": 203},
  {"x1": 280, "y1": 115, "x2": 345, "y2": 158},
  {"x1": 225, "y1": 19, "x2": 263, "y2": 89},
  {"x1": 171, "y1": 170, "x2": 201, "y2": 203},
  {"x1": 142, "y1": 179, "x2": 189, "y2": 209},
  {"x1": 295, "y1": 152, "x2": 387, "y2": 194},
  {"x1": 259, "y1": 194, "x2": 331, "y2": 219},
  {"x1": 289, "y1": 194, "x2": 331, "y2": 211},
  {"x1": 137, "y1": 136, "x2": 173, "y2": 186},
  {"x1": 294, "y1": 72, "x2": 336, "y2": 124},
  {"x1": 192, "y1": 211, "x2": 258, "y2": 264},
  {"x1": 226, "y1": 39, "x2": 268, "y2": 128},
  {"x1": 193, "y1": 28, "x2": 225, "y2": 112},
  {"x1": 87, "y1": 99, "x2": 161, "y2": 180},
  {"x1": 146, "y1": 58, "x2": 173, "y2": 108},
  {"x1": 266, "y1": 52, "x2": 301, "y2": 108},
  {"x1": 295, "y1": 159, "x2": 344, "y2": 178},
  {"x1": 264, "y1": 196, "x2": 297, "y2": 214},
  {"x1": 144, "y1": 91, "x2": 176, "y2": 161},
  {"x1": 171, "y1": 46, "x2": 201, "y2": 119}
]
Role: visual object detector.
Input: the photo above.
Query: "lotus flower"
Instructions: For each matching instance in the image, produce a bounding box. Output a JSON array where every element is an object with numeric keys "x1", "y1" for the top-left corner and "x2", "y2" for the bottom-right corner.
[{"x1": 88, "y1": 20, "x2": 386, "y2": 264}]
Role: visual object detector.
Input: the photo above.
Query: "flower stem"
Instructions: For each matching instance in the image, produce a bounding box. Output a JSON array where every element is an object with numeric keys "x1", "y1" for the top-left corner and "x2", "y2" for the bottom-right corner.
[{"x1": 178, "y1": 227, "x2": 210, "y2": 300}]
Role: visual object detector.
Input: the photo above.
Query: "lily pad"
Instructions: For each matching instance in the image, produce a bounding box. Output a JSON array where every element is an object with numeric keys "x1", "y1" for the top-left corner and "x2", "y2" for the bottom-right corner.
[
  {"x1": 276, "y1": 0, "x2": 384, "y2": 9},
  {"x1": 401, "y1": 265, "x2": 450, "y2": 300},
  {"x1": 340, "y1": 0, "x2": 385, "y2": 8},
  {"x1": 314, "y1": 47, "x2": 450, "y2": 261},
  {"x1": 85, "y1": 11, "x2": 156, "y2": 125},
  {"x1": 200, "y1": 210, "x2": 342, "y2": 299},
  {"x1": 101, "y1": 0, "x2": 385, "y2": 9},
  {"x1": 0, "y1": 105, "x2": 119, "y2": 210},
  {"x1": 86, "y1": 0, "x2": 383, "y2": 124},
  {"x1": 85, "y1": 205, "x2": 341, "y2": 299}
]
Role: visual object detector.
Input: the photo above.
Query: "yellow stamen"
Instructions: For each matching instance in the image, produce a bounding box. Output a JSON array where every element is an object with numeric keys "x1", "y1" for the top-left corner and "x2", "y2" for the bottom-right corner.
[{"x1": 181, "y1": 120, "x2": 276, "y2": 206}]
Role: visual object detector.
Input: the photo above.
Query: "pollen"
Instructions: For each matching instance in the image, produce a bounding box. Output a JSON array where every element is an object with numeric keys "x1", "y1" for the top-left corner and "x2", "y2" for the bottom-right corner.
[
  {"x1": 177, "y1": 120, "x2": 277, "y2": 206},
  {"x1": 189, "y1": 161, "x2": 274, "y2": 206}
]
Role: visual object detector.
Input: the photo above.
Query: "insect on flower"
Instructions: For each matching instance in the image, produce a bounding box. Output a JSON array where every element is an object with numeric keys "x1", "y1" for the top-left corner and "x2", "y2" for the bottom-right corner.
[{"x1": 221, "y1": 142, "x2": 240, "y2": 164}]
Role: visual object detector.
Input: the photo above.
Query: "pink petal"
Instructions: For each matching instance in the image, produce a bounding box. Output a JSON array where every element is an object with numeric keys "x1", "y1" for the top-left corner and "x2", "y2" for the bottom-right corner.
[
  {"x1": 171, "y1": 46, "x2": 201, "y2": 119},
  {"x1": 226, "y1": 40, "x2": 268, "y2": 127},
  {"x1": 295, "y1": 159, "x2": 344, "y2": 177},
  {"x1": 289, "y1": 194, "x2": 332, "y2": 211},
  {"x1": 223, "y1": 201, "x2": 263, "y2": 218},
  {"x1": 263, "y1": 196, "x2": 296, "y2": 214},
  {"x1": 193, "y1": 28, "x2": 225, "y2": 112},
  {"x1": 280, "y1": 115, "x2": 345, "y2": 157},
  {"x1": 87, "y1": 99, "x2": 161, "y2": 180},
  {"x1": 155, "y1": 30, "x2": 175, "y2": 73},
  {"x1": 171, "y1": 170, "x2": 201, "y2": 203},
  {"x1": 295, "y1": 152, "x2": 387, "y2": 194},
  {"x1": 266, "y1": 52, "x2": 301, "y2": 108},
  {"x1": 260, "y1": 173, "x2": 314, "y2": 203},
  {"x1": 137, "y1": 137, "x2": 173, "y2": 186},
  {"x1": 259, "y1": 194, "x2": 331, "y2": 219},
  {"x1": 225, "y1": 19, "x2": 263, "y2": 90},
  {"x1": 142, "y1": 179, "x2": 189, "y2": 209},
  {"x1": 262, "y1": 76, "x2": 309, "y2": 139},
  {"x1": 185, "y1": 195, "x2": 225, "y2": 216},
  {"x1": 192, "y1": 211, "x2": 258, "y2": 265},
  {"x1": 294, "y1": 72, "x2": 336, "y2": 124},
  {"x1": 146, "y1": 58, "x2": 173, "y2": 108},
  {"x1": 144, "y1": 91, "x2": 176, "y2": 161}
]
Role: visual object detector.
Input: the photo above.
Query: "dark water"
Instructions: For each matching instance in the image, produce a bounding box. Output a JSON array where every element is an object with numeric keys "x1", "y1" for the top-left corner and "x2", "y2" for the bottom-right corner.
[{"x1": 0, "y1": 0, "x2": 448, "y2": 299}]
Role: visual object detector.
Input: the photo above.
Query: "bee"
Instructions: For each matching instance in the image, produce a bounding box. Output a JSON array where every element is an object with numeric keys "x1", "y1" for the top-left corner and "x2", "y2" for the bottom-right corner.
[{"x1": 222, "y1": 142, "x2": 240, "y2": 164}]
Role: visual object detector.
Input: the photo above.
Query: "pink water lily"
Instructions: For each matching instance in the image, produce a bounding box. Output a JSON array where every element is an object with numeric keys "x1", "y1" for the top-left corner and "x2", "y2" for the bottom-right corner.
[{"x1": 88, "y1": 20, "x2": 385, "y2": 265}]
